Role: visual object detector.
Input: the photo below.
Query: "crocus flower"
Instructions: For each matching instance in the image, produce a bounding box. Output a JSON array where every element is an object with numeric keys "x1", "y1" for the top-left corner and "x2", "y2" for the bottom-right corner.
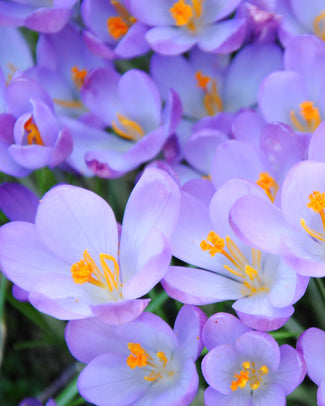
[
  {"x1": 230, "y1": 160, "x2": 325, "y2": 277},
  {"x1": 128, "y1": 0, "x2": 246, "y2": 55},
  {"x1": 202, "y1": 312, "x2": 306, "y2": 405},
  {"x1": 0, "y1": 168, "x2": 180, "y2": 324},
  {"x1": 258, "y1": 34, "x2": 325, "y2": 134},
  {"x1": 5, "y1": 75, "x2": 73, "y2": 171},
  {"x1": 81, "y1": 68, "x2": 181, "y2": 177},
  {"x1": 297, "y1": 327, "x2": 325, "y2": 406},
  {"x1": 162, "y1": 178, "x2": 306, "y2": 331},
  {"x1": 276, "y1": 0, "x2": 325, "y2": 45},
  {"x1": 66, "y1": 305, "x2": 206, "y2": 406},
  {"x1": 81, "y1": 0, "x2": 149, "y2": 59}
]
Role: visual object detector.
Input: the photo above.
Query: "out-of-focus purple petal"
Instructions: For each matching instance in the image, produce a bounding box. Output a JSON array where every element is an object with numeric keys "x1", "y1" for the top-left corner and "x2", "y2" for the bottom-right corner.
[
  {"x1": 0, "y1": 182, "x2": 39, "y2": 222},
  {"x1": 146, "y1": 26, "x2": 197, "y2": 55}
]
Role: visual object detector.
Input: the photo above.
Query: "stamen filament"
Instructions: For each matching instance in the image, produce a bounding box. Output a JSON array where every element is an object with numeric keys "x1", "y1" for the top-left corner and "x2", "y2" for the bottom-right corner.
[
  {"x1": 53, "y1": 98, "x2": 84, "y2": 109},
  {"x1": 300, "y1": 218, "x2": 325, "y2": 242},
  {"x1": 251, "y1": 248, "x2": 261, "y2": 271},
  {"x1": 313, "y1": 11, "x2": 325, "y2": 40},
  {"x1": 112, "y1": 113, "x2": 145, "y2": 141}
]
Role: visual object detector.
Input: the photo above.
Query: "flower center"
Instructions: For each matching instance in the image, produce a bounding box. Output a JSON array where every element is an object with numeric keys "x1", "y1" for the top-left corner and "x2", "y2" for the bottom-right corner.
[
  {"x1": 256, "y1": 172, "x2": 279, "y2": 202},
  {"x1": 111, "y1": 112, "x2": 145, "y2": 141},
  {"x1": 313, "y1": 11, "x2": 325, "y2": 41},
  {"x1": 231, "y1": 361, "x2": 268, "y2": 391},
  {"x1": 301, "y1": 191, "x2": 325, "y2": 242},
  {"x1": 127, "y1": 343, "x2": 173, "y2": 382},
  {"x1": 290, "y1": 100, "x2": 321, "y2": 132},
  {"x1": 71, "y1": 66, "x2": 88, "y2": 90},
  {"x1": 71, "y1": 249, "x2": 123, "y2": 299},
  {"x1": 200, "y1": 232, "x2": 268, "y2": 296},
  {"x1": 24, "y1": 117, "x2": 44, "y2": 146},
  {"x1": 169, "y1": 0, "x2": 203, "y2": 31},
  {"x1": 107, "y1": 0, "x2": 136, "y2": 40},
  {"x1": 195, "y1": 71, "x2": 223, "y2": 116}
]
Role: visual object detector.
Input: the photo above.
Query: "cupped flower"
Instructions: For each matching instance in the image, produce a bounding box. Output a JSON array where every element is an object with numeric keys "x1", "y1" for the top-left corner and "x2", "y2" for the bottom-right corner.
[
  {"x1": 230, "y1": 160, "x2": 325, "y2": 277},
  {"x1": 297, "y1": 327, "x2": 325, "y2": 406},
  {"x1": 81, "y1": 0, "x2": 149, "y2": 59},
  {"x1": 0, "y1": 168, "x2": 181, "y2": 324},
  {"x1": 81, "y1": 68, "x2": 181, "y2": 177},
  {"x1": 4, "y1": 75, "x2": 73, "y2": 171},
  {"x1": 162, "y1": 178, "x2": 305, "y2": 331},
  {"x1": 202, "y1": 313, "x2": 306, "y2": 405},
  {"x1": 258, "y1": 34, "x2": 325, "y2": 134},
  {"x1": 128, "y1": 0, "x2": 246, "y2": 55},
  {"x1": 65, "y1": 305, "x2": 206, "y2": 406}
]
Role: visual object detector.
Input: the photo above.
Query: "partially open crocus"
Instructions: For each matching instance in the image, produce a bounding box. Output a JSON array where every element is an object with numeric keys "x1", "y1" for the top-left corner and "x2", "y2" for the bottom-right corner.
[
  {"x1": 66, "y1": 305, "x2": 206, "y2": 406},
  {"x1": 0, "y1": 168, "x2": 180, "y2": 324},
  {"x1": 202, "y1": 313, "x2": 306, "y2": 405}
]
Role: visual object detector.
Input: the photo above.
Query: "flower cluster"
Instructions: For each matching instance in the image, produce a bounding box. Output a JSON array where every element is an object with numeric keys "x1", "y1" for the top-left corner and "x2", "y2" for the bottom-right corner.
[{"x1": 0, "y1": 0, "x2": 325, "y2": 405}]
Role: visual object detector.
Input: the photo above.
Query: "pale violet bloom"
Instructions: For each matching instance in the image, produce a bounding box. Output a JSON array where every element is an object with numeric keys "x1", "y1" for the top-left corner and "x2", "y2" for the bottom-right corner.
[
  {"x1": 202, "y1": 313, "x2": 306, "y2": 405},
  {"x1": 0, "y1": 168, "x2": 181, "y2": 324},
  {"x1": 66, "y1": 305, "x2": 207, "y2": 406}
]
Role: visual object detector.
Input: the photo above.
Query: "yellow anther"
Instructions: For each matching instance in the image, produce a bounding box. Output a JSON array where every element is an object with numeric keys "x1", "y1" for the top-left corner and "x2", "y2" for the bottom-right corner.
[
  {"x1": 313, "y1": 11, "x2": 325, "y2": 41},
  {"x1": 71, "y1": 250, "x2": 121, "y2": 293},
  {"x1": 195, "y1": 70, "x2": 210, "y2": 90},
  {"x1": 200, "y1": 231, "x2": 225, "y2": 256},
  {"x1": 307, "y1": 191, "x2": 325, "y2": 213},
  {"x1": 127, "y1": 343, "x2": 148, "y2": 369},
  {"x1": 71, "y1": 66, "x2": 88, "y2": 89},
  {"x1": 157, "y1": 351, "x2": 168, "y2": 368},
  {"x1": 170, "y1": 0, "x2": 193, "y2": 26},
  {"x1": 107, "y1": 16, "x2": 129, "y2": 39},
  {"x1": 231, "y1": 361, "x2": 268, "y2": 392},
  {"x1": 290, "y1": 100, "x2": 321, "y2": 132},
  {"x1": 24, "y1": 117, "x2": 44, "y2": 146},
  {"x1": 256, "y1": 172, "x2": 279, "y2": 202}
]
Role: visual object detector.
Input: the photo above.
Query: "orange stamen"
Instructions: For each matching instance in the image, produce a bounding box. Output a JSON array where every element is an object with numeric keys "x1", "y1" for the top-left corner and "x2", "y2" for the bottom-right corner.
[
  {"x1": 231, "y1": 361, "x2": 268, "y2": 392},
  {"x1": 195, "y1": 71, "x2": 210, "y2": 90},
  {"x1": 71, "y1": 66, "x2": 88, "y2": 89},
  {"x1": 256, "y1": 172, "x2": 279, "y2": 202},
  {"x1": 301, "y1": 190, "x2": 325, "y2": 241},
  {"x1": 290, "y1": 100, "x2": 321, "y2": 132},
  {"x1": 107, "y1": 16, "x2": 129, "y2": 39},
  {"x1": 201, "y1": 232, "x2": 268, "y2": 296},
  {"x1": 170, "y1": 0, "x2": 193, "y2": 26},
  {"x1": 71, "y1": 250, "x2": 122, "y2": 294},
  {"x1": 24, "y1": 117, "x2": 44, "y2": 146},
  {"x1": 127, "y1": 343, "x2": 148, "y2": 369}
]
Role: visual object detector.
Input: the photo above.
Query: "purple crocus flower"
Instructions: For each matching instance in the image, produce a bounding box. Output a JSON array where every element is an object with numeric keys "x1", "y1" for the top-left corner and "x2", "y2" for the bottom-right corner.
[
  {"x1": 258, "y1": 34, "x2": 325, "y2": 134},
  {"x1": 276, "y1": 0, "x2": 325, "y2": 46},
  {"x1": 162, "y1": 178, "x2": 306, "y2": 331},
  {"x1": 66, "y1": 305, "x2": 206, "y2": 406},
  {"x1": 0, "y1": 0, "x2": 79, "y2": 33},
  {"x1": 81, "y1": 0, "x2": 149, "y2": 59},
  {"x1": 0, "y1": 168, "x2": 180, "y2": 324},
  {"x1": 202, "y1": 313, "x2": 306, "y2": 405},
  {"x1": 128, "y1": 0, "x2": 246, "y2": 55},
  {"x1": 81, "y1": 67, "x2": 181, "y2": 177},
  {"x1": 230, "y1": 160, "x2": 325, "y2": 277},
  {"x1": 4, "y1": 75, "x2": 73, "y2": 171},
  {"x1": 297, "y1": 327, "x2": 325, "y2": 406}
]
